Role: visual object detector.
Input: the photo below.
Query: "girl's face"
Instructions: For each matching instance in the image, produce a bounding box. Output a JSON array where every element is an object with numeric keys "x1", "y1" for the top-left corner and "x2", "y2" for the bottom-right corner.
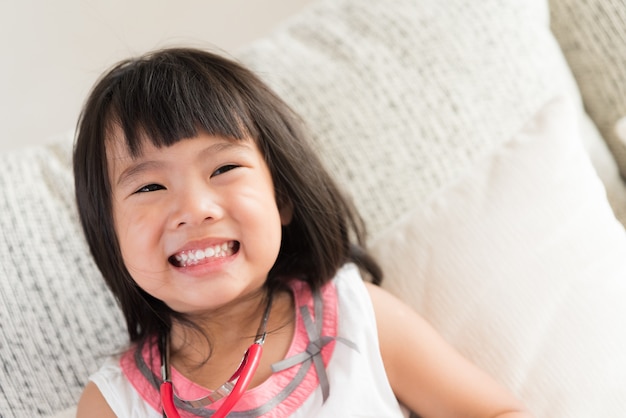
[{"x1": 107, "y1": 131, "x2": 291, "y2": 315}]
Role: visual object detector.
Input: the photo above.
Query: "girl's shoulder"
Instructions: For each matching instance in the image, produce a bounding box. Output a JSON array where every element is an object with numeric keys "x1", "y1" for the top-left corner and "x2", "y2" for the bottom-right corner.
[
  {"x1": 86, "y1": 352, "x2": 161, "y2": 417},
  {"x1": 287, "y1": 263, "x2": 366, "y2": 325},
  {"x1": 328, "y1": 263, "x2": 375, "y2": 312}
]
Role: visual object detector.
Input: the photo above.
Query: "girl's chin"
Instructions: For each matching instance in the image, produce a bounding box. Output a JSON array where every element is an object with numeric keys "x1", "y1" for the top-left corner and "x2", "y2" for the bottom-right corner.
[{"x1": 165, "y1": 290, "x2": 264, "y2": 317}]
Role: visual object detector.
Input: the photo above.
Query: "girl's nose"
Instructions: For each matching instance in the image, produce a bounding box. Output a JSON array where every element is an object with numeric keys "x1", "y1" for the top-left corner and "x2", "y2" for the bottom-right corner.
[{"x1": 169, "y1": 183, "x2": 224, "y2": 228}]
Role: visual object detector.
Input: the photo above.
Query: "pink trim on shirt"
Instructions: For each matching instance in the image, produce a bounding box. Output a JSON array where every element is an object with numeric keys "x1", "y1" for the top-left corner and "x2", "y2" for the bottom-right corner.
[{"x1": 120, "y1": 279, "x2": 338, "y2": 417}]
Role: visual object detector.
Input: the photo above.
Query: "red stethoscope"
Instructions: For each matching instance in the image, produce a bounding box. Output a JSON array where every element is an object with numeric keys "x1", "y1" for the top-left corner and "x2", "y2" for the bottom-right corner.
[{"x1": 159, "y1": 296, "x2": 272, "y2": 418}]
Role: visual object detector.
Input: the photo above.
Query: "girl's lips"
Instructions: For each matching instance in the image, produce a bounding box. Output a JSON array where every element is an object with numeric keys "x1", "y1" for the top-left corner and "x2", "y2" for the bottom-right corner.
[{"x1": 169, "y1": 240, "x2": 239, "y2": 267}]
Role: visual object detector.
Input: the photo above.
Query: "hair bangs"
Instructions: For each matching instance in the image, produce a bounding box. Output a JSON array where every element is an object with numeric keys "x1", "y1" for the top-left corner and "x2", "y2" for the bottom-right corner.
[{"x1": 104, "y1": 51, "x2": 259, "y2": 157}]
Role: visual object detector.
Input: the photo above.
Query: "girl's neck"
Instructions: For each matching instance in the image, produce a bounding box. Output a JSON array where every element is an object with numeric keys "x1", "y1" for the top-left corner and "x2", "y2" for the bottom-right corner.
[
  {"x1": 170, "y1": 287, "x2": 269, "y2": 356},
  {"x1": 166, "y1": 287, "x2": 295, "y2": 390}
]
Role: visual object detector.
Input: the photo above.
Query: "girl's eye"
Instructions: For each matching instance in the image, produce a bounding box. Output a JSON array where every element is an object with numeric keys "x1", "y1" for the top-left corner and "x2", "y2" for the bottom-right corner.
[
  {"x1": 135, "y1": 184, "x2": 165, "y2": 193},
  {"x1": 212, "y1": 164, "x2": 239, "y2": 177}
]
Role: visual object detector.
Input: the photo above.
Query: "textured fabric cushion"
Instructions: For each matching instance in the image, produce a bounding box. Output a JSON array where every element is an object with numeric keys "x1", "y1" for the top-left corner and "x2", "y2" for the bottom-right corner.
[
  {"x1": 50, "y1": 408, "x2": 75, "y2": 418},
  {"x1": 371, "y1": 96, "x2": 626, "y2": 417},
  {"x1": 236, "y1": 0, "x2": 618, "y2": 237},
  {"x1": 549, "y1": 0, "x2": 626, "y2": 179},
  {"x1": 0, "y1": 136, "x2": 127, "y2": 417},
  {"x1": 618, "y1": 116, "x2": 626, "y2": 146}
]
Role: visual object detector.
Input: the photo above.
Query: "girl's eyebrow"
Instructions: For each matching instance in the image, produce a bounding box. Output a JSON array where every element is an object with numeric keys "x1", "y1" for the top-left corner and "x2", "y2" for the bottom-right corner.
[
  {"x1": 116, "y1": 160, "x2": 165, "y2": 187},
  {"x1": 198, "y1": 140, "x2": 250, "y2": 159}
]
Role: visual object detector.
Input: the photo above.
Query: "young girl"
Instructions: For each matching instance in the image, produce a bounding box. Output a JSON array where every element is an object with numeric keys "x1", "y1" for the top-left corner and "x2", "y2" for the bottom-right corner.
[{"x1": 73, "y1": 47, "x2": 532, "y2": 417}]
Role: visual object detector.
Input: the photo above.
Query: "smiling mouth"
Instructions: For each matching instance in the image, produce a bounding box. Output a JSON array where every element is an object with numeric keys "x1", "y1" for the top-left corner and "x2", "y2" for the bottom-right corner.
[{"x1": 169, "y1": 241, "x2": 239, "y2": 267}]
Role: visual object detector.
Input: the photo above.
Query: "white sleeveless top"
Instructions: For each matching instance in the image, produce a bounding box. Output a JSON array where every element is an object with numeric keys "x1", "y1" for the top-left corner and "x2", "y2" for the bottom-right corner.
[{"x1": 90, "y1": 264, "x2": 407, "y2": 417}]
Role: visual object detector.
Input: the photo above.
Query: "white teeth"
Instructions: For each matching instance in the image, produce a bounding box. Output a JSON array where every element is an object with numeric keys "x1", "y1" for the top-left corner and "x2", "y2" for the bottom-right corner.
[{"x1": 172, "y1": 241, "x2": 236, "y2": 267}]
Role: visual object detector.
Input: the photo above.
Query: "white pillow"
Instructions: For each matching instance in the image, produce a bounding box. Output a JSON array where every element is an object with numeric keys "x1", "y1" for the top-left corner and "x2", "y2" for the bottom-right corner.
[
  {"x1": 371, "y1": 96, "x2": 626, "y2": 417},
  {"x1": 578, "y1": 113, "x2": 626, "y2": 224},
  {"x1": 237, "y1": 0, "x2": 603, "y2": 238}
]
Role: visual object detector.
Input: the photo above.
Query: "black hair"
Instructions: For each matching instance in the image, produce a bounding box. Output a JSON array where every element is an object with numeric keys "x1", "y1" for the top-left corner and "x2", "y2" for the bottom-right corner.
[{"x1": 73, "y1": 47, "x2": 381, "y2": 346}]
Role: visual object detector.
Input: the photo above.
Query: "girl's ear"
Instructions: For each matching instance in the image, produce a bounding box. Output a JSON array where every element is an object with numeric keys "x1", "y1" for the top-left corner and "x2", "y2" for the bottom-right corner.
[{"x1": 278, "y1": 196, "x2": 294, "y2": 226}]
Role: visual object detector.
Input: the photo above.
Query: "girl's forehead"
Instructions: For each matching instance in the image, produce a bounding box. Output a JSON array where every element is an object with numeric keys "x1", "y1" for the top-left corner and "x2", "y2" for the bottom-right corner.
[
  {"x1": 104, "y1": 126, "x2": 133, "y2": 163},
  {"x1": 105, "y1": 130, "x2": 263, "y2": 185},
  {"x1": 105, "y1": 128, "x2": 158, "y2": 162},
  {"x1": 105, "y1": 125, "x2": 257, "y2": 160}
]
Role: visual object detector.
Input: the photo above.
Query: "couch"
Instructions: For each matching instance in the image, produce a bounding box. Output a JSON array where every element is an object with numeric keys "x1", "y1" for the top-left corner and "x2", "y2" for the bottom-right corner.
[{"x1": 2, "y1": 0, "x2": 626, "y2": 417}]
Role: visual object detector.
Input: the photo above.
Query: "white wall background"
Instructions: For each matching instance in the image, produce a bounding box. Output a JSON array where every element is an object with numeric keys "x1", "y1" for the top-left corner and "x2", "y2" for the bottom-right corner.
[{"x1": 0, "y1": 0, "x2": 315, "y2": 152}]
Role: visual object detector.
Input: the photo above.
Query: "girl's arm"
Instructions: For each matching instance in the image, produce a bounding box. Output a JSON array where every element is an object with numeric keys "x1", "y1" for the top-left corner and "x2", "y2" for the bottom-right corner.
[
  {"x1": 365, "y1": 282, "x2": 533, "y2": 418},
  {"x1": 76, "y1": 381, "x2": 117, "y2": 418}
]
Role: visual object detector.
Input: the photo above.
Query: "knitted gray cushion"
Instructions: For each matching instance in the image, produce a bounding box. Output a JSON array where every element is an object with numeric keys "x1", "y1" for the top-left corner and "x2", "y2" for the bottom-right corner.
[
  {"x1": 549, "y1": 0, "x2": 626, "y2": 179},
  {"x1": 0, "y1": 137, "x2": 126, "y2": 417}
]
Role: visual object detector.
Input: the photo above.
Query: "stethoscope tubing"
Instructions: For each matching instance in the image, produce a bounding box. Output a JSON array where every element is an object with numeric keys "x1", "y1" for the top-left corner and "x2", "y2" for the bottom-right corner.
[
  {"x1": 160, "y1": 342, "x2": 263, "y2": 418},
  {"x1": 160, "y1": 293, "x2": 272, "y2": 417},
  {"x1": 212, "y1": 342, "x2": 263, "y2": 418},
  {"x1": 161, "y1": 380, "x2": 179, "y2": 418}
]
